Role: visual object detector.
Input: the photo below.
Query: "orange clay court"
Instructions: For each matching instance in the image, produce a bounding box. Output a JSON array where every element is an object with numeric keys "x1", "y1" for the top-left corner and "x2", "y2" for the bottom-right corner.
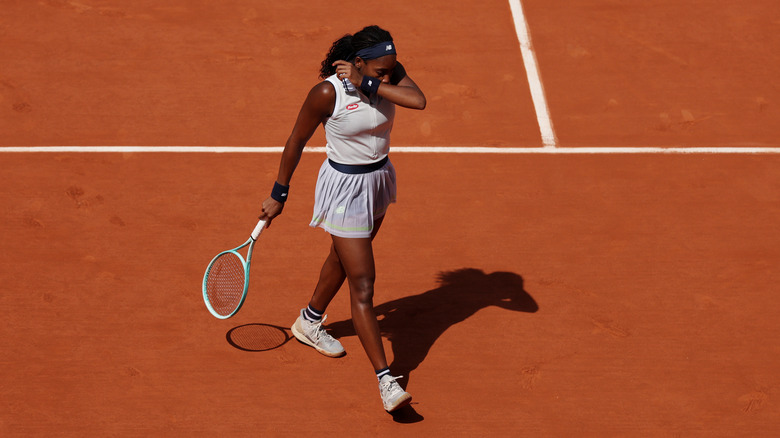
[{"x1": 1, "y1": 1, "x2": 779, "y2": 436}]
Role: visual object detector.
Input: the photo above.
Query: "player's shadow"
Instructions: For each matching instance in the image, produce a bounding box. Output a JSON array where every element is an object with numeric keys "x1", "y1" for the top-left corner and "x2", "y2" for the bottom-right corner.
[{"x1": 327, "y1": 268, "x2": 538, "y2": 391}]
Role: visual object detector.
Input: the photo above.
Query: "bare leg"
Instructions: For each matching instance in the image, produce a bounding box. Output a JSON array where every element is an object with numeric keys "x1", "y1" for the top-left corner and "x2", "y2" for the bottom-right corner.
[
  {"x1": 308, "y1": 216, "x2": 385, "y2": 312},
  {"x1": 329, "y1": 219, "x2": 388, "y2": 371},
  {"x1": 307, "y1": 243, "x2": 346, "y2": 312}
]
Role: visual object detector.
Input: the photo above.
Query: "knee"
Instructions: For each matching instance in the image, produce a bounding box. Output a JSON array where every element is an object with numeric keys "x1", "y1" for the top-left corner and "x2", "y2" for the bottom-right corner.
[{"x1": 349, "y1": 276, "x2": 375, "y2": 305}]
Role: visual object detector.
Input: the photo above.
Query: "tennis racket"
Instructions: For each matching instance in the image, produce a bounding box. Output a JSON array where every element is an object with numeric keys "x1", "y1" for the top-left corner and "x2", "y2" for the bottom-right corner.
[{"x1": 202, "y1": 219, "x2": 267, "y2": 319}]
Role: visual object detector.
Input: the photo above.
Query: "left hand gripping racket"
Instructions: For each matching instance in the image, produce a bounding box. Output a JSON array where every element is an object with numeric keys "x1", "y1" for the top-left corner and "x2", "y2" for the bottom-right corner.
[{"x1": 202, "y1": 219, "x2": 267, "y2": 319}]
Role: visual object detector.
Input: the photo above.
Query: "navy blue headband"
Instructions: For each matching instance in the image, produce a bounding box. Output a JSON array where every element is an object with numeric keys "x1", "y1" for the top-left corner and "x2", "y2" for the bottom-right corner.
[{"x1": 354, "y1": 41, "x2": 396, "y2": 60}]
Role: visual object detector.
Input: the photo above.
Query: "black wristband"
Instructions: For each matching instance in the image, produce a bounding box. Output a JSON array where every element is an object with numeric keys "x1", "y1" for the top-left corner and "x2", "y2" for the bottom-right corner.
[
  {"x1": 360, "y1": 76, "x2": 381, "y2": 96},
  {"x1": 271, "y1": 182, "x2": 289, "y2": 203}
]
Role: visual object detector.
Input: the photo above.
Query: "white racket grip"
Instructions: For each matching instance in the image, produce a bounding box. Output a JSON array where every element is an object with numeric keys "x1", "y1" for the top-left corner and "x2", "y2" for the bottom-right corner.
[{"x1": 251, "y1": 219, "x2": 267, "y2": 240}]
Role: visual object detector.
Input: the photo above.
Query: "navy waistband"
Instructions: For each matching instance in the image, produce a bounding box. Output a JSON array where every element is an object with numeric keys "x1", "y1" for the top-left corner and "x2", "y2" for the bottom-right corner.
[{"x1": 328, "y1": 156, "x2": 388, "y2": 174}]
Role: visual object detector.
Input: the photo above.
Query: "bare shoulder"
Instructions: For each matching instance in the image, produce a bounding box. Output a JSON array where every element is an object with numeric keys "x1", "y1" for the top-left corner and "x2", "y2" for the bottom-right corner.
[
  {"x1": 310, "y1": 80, "x2": 336, "y2": 99},
  {"x1": 302, "y1": 80, "x2": 337, "y2": 116}
]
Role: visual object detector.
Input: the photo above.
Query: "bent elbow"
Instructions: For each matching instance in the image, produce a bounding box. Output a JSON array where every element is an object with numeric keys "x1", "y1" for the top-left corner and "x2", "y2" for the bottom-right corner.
[{"x1": 415, "y1": 96, "x2": 427, "y2": 110}]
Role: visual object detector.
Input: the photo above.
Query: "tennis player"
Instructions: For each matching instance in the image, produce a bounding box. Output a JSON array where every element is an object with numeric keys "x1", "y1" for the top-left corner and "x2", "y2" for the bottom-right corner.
[{"x1": 258, "y1": 25, "x2": 425, "y2": 412}]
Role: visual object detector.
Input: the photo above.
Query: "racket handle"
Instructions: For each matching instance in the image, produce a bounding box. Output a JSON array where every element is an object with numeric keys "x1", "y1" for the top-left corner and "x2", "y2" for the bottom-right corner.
[{"x1": 251, "y1": 219, "x2": 267, "y2": 240}]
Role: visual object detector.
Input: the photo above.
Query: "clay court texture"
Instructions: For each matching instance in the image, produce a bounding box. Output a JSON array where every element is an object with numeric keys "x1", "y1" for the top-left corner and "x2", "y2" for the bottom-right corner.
[{"x1": 2, "y1": 0, "x2": 779, "y2": 436}]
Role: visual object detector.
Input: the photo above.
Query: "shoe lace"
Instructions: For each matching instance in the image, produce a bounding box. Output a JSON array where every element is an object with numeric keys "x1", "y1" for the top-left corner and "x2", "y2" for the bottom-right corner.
[
  {"x1": 309, "y1": 315, "x2": 336, "y2": 344},
  {"x1": 381, "y1": 376, "x2": 405, "y2": 396}
]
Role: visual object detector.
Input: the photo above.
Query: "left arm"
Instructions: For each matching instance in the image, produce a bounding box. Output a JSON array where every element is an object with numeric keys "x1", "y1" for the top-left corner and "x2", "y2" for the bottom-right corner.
[
  {"x1": 334, "y1": 60, "x2": 426, "y2": 110},
  {"x1": 377, "y1": 62, "x2": 426, "y2": 110}
]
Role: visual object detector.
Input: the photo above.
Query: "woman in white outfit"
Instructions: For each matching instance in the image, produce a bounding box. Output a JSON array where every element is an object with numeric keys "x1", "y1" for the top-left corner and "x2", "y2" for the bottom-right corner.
[{"x1": 258, "y1": 25, "x2": 426, "y2": 413}]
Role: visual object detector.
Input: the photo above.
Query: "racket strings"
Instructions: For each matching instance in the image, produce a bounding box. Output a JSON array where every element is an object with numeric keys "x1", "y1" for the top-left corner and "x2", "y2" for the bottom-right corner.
[{"x1": 205, "y1": 252, "x2": 246, "y2": 316}]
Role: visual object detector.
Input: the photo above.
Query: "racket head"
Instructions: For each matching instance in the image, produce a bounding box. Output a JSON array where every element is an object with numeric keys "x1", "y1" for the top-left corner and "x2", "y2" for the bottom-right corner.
[{"x1": 202, "y1": 249, "x2": 250, "y2": 319}]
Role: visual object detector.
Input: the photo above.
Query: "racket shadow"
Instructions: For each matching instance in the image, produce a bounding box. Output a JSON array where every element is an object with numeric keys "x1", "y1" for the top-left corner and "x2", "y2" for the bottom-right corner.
[
  {"x1": 327, "y1": 268, "x2": 538, "y2": 389},
  {"x1": 226, "y1": 323, "x2": 293, "y2": 352}
]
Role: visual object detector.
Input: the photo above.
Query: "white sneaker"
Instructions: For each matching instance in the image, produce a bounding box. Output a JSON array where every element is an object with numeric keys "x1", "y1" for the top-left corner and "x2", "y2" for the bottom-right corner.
[
  {"x1": 379, "y1": 375, "x2": 412, "y2": 412},
  {"x1": 291, "y1": 309, "x2": 345, "y2": 357}
]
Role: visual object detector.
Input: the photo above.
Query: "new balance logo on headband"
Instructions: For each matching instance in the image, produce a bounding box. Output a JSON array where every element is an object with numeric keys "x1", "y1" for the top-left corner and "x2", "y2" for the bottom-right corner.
[{"x1": 354, "y1": 41, "x2": 397, "y2": 60}]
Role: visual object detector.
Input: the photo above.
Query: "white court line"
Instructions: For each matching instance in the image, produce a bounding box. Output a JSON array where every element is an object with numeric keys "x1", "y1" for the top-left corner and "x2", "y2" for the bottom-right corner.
[
  {"x1": 2, "y1": 146, "x2": 780, "y2": 154},
  {"x1": 393, "y1": 146, "x2": 780, "y2": 154},
  {"x1": 508, "y1": 0, "x2": 557, "y2": 148}
]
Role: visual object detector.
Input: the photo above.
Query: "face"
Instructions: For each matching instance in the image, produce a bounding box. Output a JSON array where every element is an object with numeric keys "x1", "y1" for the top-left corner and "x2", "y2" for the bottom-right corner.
[{"x1": 357, "y1": 54, "x2": 397, "y2": 83}]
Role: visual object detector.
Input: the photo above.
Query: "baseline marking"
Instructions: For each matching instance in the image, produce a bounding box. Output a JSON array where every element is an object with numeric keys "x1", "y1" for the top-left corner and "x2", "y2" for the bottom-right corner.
[
  {"x1": 508, "y1": 0, "x2": 557, "y2": 148},
  {"x1": 2, "y1": 146, "x2": 780, "y2": 154}
]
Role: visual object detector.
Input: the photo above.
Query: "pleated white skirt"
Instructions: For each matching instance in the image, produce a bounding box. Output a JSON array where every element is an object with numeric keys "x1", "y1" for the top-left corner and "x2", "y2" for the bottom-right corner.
[{"x1": 309, "y1": 158, "x2": 397, "y2": 238}]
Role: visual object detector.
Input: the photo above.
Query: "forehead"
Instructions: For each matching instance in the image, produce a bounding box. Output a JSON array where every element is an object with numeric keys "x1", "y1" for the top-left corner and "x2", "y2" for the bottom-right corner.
[{"x1": 366, "y1": 54, "x2": 397, "y2": 70}]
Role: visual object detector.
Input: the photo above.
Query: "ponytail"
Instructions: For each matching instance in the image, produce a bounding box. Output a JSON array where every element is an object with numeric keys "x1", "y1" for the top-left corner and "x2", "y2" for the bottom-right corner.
[
  {"x1": 319, "y1": 34, "x2": 354, "y2": 79},
  {"x1": 319, "y1": 25, "x2": 394, "y2": 79}
]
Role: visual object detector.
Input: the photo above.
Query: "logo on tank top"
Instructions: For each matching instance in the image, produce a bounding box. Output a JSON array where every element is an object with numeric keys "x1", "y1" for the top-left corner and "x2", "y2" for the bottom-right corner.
[{"x1": 346, "y1": 103, "x2": 359, "y2": 110}]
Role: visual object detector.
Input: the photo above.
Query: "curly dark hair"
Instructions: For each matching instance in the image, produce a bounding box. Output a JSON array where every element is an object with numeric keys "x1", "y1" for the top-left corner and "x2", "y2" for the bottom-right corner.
[{"x1": 319, "y1": 25, "x2": 394, "y2": 79}]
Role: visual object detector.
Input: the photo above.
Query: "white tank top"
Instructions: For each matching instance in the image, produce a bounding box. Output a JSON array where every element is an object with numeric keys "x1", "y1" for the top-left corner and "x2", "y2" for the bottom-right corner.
[{"x1": 323, "y1": 74, "x2": 395, "y2": 165}]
